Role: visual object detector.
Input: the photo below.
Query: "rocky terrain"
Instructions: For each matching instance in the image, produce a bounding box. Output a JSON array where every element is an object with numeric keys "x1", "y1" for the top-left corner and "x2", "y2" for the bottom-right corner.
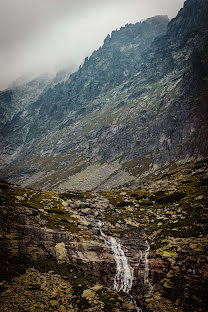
[
  {"x1": 0, "y1": 2, "x2": 208, "y2": 310},
  {"x1": 0, "y1": 159, "x2": 208, "y2": 311},
  {"x1": 0, "y1": 0, "x2": 207, "y2": 190},
  {"x1": 0, "y1": 69, "x2": 72, "y2": 167}
]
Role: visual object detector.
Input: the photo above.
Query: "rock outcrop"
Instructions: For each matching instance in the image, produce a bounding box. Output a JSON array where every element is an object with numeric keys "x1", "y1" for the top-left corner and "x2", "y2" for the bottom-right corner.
[
  {"x1": 0, "y1": 159, "x2": 208, "y2": 311},
  {"x1": 1, "y1": 0, "x2": 207, "y2": 190}
]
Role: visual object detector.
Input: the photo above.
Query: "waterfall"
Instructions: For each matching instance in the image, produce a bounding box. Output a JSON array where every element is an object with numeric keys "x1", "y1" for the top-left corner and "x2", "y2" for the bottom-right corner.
[
  {"x1": 98, "y1": 221, "x2": 142, "y2": 311},
  {"x1": 130, "y1": 295, "x2": 143, "y2": 312},
  {"x1": 144, "y1": 240, "x2": 153, "y2": 292},
  {"x1": 111, "y1": 236, "x2": 133, "y2": 292},
  {"x1": 98, "y1": 221, "x2": 133, "y2": 293},
  {"x1": 98, "y1": 222, "x2": 152, "y2": 311}
]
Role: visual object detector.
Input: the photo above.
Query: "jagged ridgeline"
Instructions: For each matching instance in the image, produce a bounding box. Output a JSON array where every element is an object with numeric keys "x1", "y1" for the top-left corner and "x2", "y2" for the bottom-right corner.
[
  {"x1": 0, "y1": 1, "x2": 208, "y2": 311},
  {"x1": 0, "y1": 0, "x2": 207, "y2": 190}
]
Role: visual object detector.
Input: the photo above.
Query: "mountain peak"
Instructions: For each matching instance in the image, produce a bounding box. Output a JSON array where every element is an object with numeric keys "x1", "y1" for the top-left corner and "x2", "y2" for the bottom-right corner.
[
  {"x1": 145, "y1": 14, "x2": 169, "y2": 23},
  {"x1": 0, "y1": 0, "x2": 208, "y2": 191},
  {"x1": 167, "y1": 0, "x2": 208, "y2": 40}
]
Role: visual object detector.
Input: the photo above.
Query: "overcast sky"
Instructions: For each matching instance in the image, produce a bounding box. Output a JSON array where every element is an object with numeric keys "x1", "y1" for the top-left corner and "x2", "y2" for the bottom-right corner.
[{"x1": 0, "y1": 0, "x2": 185, "y2": 90}]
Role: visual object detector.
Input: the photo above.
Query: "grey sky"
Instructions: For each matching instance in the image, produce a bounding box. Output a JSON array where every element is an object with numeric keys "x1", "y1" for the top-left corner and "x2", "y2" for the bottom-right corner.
[{"x1": 0, "y1": 0, "x2": 185, "y2": 90}]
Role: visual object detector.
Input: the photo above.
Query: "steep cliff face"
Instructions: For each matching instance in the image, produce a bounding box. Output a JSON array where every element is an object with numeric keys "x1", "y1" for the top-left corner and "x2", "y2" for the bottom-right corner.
[
  {"x1": 0, "y1": 159, "x2": 208, "y2": 311},
  {"x1": 0, "y1": 71, "x2": 74, "y2": 169},
  {"x1": 0, "y1": 0, "x2": 208, "y2": 191}
]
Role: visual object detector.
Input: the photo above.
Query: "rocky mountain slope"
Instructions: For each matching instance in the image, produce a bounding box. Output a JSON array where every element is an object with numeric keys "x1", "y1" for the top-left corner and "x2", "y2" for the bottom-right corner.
[
  {"x1": 0, "y1": 0, "x2": 208, "y2": 191},
  {"x1": 0, "y1": 69, "x2": 72, "y2": 166},
  {"x1": 0, "y1": 159, "x2": 208, "y2": 311}
]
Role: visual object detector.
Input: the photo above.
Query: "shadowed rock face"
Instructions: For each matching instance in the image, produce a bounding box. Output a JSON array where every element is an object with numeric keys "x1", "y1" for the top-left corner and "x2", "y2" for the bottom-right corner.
[
  {"x1": 0, "y1": 0, "x2": 207, "y2": 190},
  {"x1": 0, "y1": 159, "x2": 208, "y2": 311}
]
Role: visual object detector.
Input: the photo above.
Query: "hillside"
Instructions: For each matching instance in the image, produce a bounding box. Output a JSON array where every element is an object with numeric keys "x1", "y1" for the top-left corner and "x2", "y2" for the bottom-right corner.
[
  {"x1": 1, "y1": 0, "x2": 207, "y2": 190},
  {"x1": 0, "y1": 159, "x2": 208, "y2": 311},
  {"x1": 0, "y1": 1, "x2": 208, "y2": 310}
]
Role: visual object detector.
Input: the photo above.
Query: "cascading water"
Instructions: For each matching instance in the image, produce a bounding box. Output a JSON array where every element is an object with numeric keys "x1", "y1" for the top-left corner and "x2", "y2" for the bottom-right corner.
[
  {"x1": 98, "y1": 221, "x2": 142, "y2": 311},
  {"x1": 130, "y1": 295, "x2": 143, "y2": 312},
  {"x1": 144, "y1": 240, "x2": 153, "y2": 292},
  {"x1": 100, "y1": 226, "x2": 133, "y2": 292}
]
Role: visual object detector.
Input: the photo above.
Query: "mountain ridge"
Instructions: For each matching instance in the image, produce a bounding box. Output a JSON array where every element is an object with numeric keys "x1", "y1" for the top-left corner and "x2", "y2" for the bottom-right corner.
[
  {"x1": 0, "y1": 0, "x2": 208, "y2": 190},
  {"x1": 1, "y1": 3, "x2": 208, "y2": 310}
]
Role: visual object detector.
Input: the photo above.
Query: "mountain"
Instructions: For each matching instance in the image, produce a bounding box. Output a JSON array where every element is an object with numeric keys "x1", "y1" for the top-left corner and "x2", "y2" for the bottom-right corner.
[
  {"x1": 0, "y1": 159, "x2": 208, "y2": 311},
  {"x1": 0, "y1": 70, "x2": 72, "y2": 168},
  {"x1": 1, "y1": 1, "x2": 208, "y2": 311},
  {"x1": 0, "y1": 0, "x2": 208, "y2": 191}
]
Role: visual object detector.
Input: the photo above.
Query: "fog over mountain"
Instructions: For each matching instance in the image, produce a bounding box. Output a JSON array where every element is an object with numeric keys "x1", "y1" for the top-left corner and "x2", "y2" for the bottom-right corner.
[
  {"x1": 0, "y1": 0, "x2": 184, "y2": 90},
  {"x1": 1, "y1": 1, "x2": 208, "y2": 311}
]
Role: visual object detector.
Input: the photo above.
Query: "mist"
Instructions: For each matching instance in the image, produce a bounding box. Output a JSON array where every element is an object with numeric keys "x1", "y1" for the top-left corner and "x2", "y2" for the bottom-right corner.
[{"x1": 0, "y1": 0, "x2": 184, "y2": 90}]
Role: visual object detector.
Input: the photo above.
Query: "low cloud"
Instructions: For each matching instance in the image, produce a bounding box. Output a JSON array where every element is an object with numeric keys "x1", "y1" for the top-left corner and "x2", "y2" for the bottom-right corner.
[{"x1": 0, "y1": 0, "x2": 184, "y2": 89}]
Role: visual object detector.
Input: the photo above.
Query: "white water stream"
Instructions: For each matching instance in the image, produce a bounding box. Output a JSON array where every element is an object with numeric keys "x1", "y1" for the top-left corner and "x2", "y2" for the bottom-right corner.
[
  {"x1": 144, "y1": 240, "x2": 153, "y2": 292},
  {"x1": 98, "y1": 221, "x2": 152, "y2": 311},
  {"x1": 130, "y1": 295, "x2": 143, "y2": 312},
  {"x1": 99, "y1": 224, "x2": 133, "y2": 292}
]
